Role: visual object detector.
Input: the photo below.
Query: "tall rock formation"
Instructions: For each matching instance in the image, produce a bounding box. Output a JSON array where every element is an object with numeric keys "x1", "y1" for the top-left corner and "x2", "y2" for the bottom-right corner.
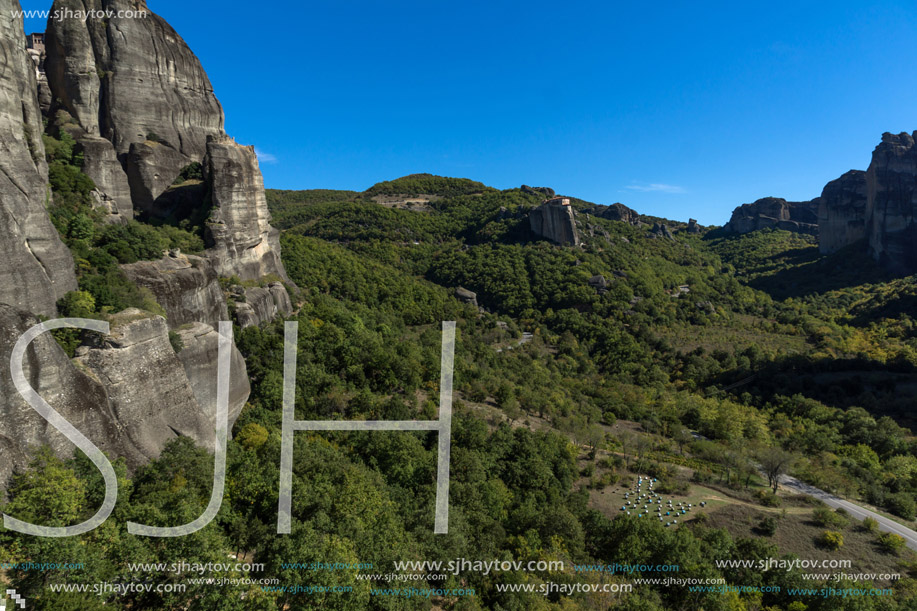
[
  {"x1": 529, "y1": 197, "x2": 580, "y2": 246},
  {"x1": 44, "y1": 0, "x2": 224, "y2": 216},
  {"x1": 0, "y1": 0, "x2": 77, "y2": 316},
  {"x1": 725, "y1": 197, "x2": 819, "y2": 235},
  {"x1": 817, "y1": 170, "x2": 867, "y2": 254},
  {"x1": 865, "y1": 132, "x2": 917, "y2": 273},
  {"x1": 204, "y1": 136, "x2": 291, "y2": 283}
]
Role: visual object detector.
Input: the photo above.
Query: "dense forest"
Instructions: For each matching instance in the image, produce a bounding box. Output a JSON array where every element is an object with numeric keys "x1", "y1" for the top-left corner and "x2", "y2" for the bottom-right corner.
[{"x1": 3, "y1": 160, "x2": 917, "y2": 609}]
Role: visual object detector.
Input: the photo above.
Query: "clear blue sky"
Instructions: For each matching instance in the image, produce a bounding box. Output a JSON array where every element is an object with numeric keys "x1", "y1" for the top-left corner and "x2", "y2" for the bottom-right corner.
[{"x1": 23, "y1": 1, "x2": 917, "y2": 224}]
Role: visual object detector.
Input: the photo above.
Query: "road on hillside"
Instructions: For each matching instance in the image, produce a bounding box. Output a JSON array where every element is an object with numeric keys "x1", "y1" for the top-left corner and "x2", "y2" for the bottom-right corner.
[{"x1": 778, "y1": 474, "x2": 917, "y2": 551}]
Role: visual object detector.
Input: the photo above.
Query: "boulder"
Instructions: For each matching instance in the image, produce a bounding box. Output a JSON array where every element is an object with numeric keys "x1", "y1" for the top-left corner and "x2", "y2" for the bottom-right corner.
[
  {"x1": 521, "y1": 185, "x2": 556, "y2": 198},
  {"x1": 597, "y1": 202, "x2": 641, "y2": 225},
  {"x1": 454, "y1": 286, "x2": 478, "y2": 307},
  {"x1": 687, "y1": 218, "x2": 700, "y2": 233}
]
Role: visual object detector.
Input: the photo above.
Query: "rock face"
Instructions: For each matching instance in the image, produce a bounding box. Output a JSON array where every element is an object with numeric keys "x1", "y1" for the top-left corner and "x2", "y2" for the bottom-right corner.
[
  {"x1": 44, "y1": 0, "x2": 224, "y2": 158},
  {"x1": 529, "y1": 197, "x2": 580, "y2": 246},
  {"x1": 204, "y1": 136, "x2": 291, "y2": 283},
  {"x1": 121, "y1": 254, "x2": 228, "y2": 327},
  {"x1": 0, "y1": 304, "x2": 128, "y2": 484},
  {"x1": 725, "y1": 197, "x2": 819, "y2": 235},
  {"x1": 233, "y1": 285, "x2": 294, "y2": 329},
  {"x1": 594, "y1": 202, "x2": 642, "y2": 225},
  {"x1": 174, "y1": 322, "x2": 249, "y2": 435},
  {"x1": 865, "y1": 132, "x2": 917, "y2": 272},
  {"x1": 76, "y1": 310, "x2": 240, "y2": 457},
  {"x1": 521, "y1": 185, "x2": 556, "y2": 198},
  {"x1": 687, "y1": 219, "x2": 700, "y2": 233},
  {"x1": 454, "y1": 287, "x2": 478, "y2": 308},
  {"x1": 78, "y1": 136, "x2": 133, "y2": 221},
  {"x1": 44, "y1": 0, "x2": 224, "y2": 218},
  {"x1": 818, "y1": 170, "x2": 867, "y2": 254},
  {"x1": 0, "y1": 0, "x2": 78, "y2": 316}
]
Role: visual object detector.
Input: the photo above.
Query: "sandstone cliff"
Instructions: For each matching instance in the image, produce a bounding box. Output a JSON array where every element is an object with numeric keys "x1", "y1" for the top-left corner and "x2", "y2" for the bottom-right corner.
[
  {"x1": 818, "y1": 170, "x2": 867, "y2": 254},
  {"x1": 204, "y1": 136, "x2": 291, "y2": 283},
  {"x1": 44, "y1": 0, "x2": 224, "y2": 217},
  {"x1": 866, "y1": 132, "x2": 917, "y2": 272},
  {"x1": 725, "y1": 197, "x2": 819, "y2": 235},
  {"x1": 0, "y1": 0, "x2": 77, "y2": 316},
  {"x1": 529, "y1": 198, "x2": 580, "y2": 246}
]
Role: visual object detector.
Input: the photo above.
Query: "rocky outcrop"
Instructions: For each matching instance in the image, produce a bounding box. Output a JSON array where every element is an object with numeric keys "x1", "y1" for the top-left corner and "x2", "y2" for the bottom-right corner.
[
  {"x1": 454, "y1": 287, "x2": 478, "y2": 308},
  {"x1": 233, "y1": 284, "x2": 293, "y2": 329},
  {"x1": 121, "y1": 254, "x2": 228, "y2": 328},
  {"x1": 0, "y1": 303, "x2": 129, "y2": 484},
  {"x1": 725, "y1": 197, "x2": 819, "y2": 235},
  {"x1": 174, "y1": 322, "x2": 249, "y2": 433},
  {"x1": 76, "y1": 310, "x2": 241, "y2": 456},
  {"x1": 0, "y1": 0, "x2": 78, "y2": 316},
  {"x1": 203, "y1": 136, "x2": 291, "y2": 284},
  {"x1": 687, "y1": 219, "x2": 700, "y2": 233},
  {"x1": 125, "y1": 140, "x2": 196, "y2": 218},
  {"x1": 818, "y1": 170, "x2": 867, "y2": 254},
  {"x1": 649, "y1": 222, "x2": 674, "y2": 240},
  {"x1": 44, "y1": 0, "x2": 224, "y2": 158},
  {"x1": 592, "y1": 202, "x2": 641, "y2": 225},
  {"x1": 521, "y1": 185, "x2": 555, "y2": 198},
  {"x1": 865, "y1": 132, "x2": 917, "y2": 272},
  {"x1": 529, "y1": 197, "x2": 580, "y2": 246},
  {"x1": 78, "y1": 136, "x2": 133, "y2": 221}
]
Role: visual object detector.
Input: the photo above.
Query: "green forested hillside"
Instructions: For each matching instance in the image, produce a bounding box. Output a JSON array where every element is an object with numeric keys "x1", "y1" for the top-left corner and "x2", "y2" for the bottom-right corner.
[{"x1": 4, "y1": 174, "x2": 917, "y2": 610}]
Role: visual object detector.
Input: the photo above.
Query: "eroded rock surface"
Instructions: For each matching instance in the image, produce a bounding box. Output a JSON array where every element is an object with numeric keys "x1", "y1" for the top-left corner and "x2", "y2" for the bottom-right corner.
[
  {"x1": 818, "y1": 170, "x2": 867, "y2": 254},
  {"x1": 529, "y1": 197, "x2": 580, "y2": 246},
  {"x1": 725, "y1": 197, "x2": 819, "y2": 235},
  {"x1": 866, "y1": 132, "x2": 917, "y2": 272}
]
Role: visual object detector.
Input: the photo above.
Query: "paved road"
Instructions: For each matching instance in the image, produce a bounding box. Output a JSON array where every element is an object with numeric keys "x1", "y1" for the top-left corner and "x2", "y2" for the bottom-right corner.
[{"x1": 778, "y1": 474, "x2": 917, "y2": 551}]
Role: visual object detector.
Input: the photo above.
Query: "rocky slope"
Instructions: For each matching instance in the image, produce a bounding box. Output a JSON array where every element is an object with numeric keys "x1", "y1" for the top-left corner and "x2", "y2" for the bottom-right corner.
[
  {"x1": 0, "y1": 1, "x2": 77, "y2": 316},
  {"x1": 725, "y1": 197, "x2": 819, "y2": 235}
]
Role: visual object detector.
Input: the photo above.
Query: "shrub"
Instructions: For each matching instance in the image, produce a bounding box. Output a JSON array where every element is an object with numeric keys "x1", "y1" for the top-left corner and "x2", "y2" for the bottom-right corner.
[
  {"x1": 861, "y1": 517, "x2": 879, "y2": 533},
  {"x1": 756, "y1": 516, "x2": 779, "y2": 536},
  {"x1": 236, "y1": 422, "x2": 269, "y2": 450},
  {"x1": 813, "y1": 507, "x2": 849, "y2": 529},
  {"x1": 755, "y1": 489, "x2": 781, "y2": 507},
  {"x1": 168, "y1": 330, "x2": 184, "y2": 354},
  {"x1": 877, "y1": 532, "x2": 906, "y2": 554},
  {"x1": 174, "y1": 162, "x2": 203, "y2": 183},
  {"x1": 817, "y1": 530, "x2": 844, "y2": 551},
  {"x1": 886, "y1": 492, "x2": 917, "y2": 520}
]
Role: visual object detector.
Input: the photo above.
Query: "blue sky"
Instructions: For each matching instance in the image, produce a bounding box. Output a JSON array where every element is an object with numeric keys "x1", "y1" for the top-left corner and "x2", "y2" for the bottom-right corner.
[{"x1": 23, "y1": 1, "x2": 917, "y2": 224}]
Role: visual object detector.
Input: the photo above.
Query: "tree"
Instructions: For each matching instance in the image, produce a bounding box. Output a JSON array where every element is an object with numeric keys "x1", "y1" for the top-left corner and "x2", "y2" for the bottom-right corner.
[{"x1": 758, "y1": 447, "x2": 793, "y2": 494}]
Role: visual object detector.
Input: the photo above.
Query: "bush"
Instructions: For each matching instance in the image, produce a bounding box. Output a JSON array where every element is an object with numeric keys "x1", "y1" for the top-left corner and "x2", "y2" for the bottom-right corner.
[
  {"x1": 168, "y1": 330, "x2": 184, "y2": 353},
  {"x1": 861, "y1": 517, "x2": 879, "y2": 533},
  {"x1": 236, "y1": 422, "x2": 269, "y2": 450},
  {"x1": 756, "y1": 516, "x2": 779, "y2": 536},
  {"x1": 817, "y1": 530, "x2": 844, "y2": 551},
  {"x1": 877, "y1": 532, "x2": 906, "y2": 554},
  {"x1": 886, "y1": 492, "x2": 917, "y2": 520},
  {"x1": 174, "y1": 162, "x2": 203, "y2": 183},
  {"x1": 755, "y1": 489, "x2": 781, "y2": 507},
  {"x1": 813, "y1": 507, "x2": 849, "y2": 529}
]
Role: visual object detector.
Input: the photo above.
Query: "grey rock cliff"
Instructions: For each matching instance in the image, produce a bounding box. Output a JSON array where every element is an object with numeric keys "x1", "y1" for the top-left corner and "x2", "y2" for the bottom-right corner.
[
  {"x1": 725, "y1": 197, "x2": 819, "y2": 235},
  {"x1": 865, "y1": 132, "x2": 917, "y2": 272},
  {"x1": 0, "y1": 0, "x2": 77, "y2": 316},
  {"x1": 592, "y1": 202, "x2": 642, "y2": 225},
  {"x1": 529, "y1": 198, "x2": 580, "y2": 246},
  {"x1": 78, "y1": 136, "x2": 133, "y2": 221},
  {"x1": 45, "y1": 0, "x2": 224, "y2": 157},
  {"x1": 44, "y1": 0, "x2": 224, "y2": 215},
  {"x1": 76, "y1": 310, "x2": 241, "y2": 457},
  {"x1": 0, "y1": 304, "x2": 129, "y2": 484},
  {"x1": 818, "y1": 170, "x2": 867, "y2": 254},
  {"x1": 203, "y1": 136, "x2": 291, "y2": 284},
  {"x1": 121, "y1": 254, "x2": 229, "y2": 327},
  {"x1": 233, "y1": 284, "x2": 293, "y2": 329}
]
